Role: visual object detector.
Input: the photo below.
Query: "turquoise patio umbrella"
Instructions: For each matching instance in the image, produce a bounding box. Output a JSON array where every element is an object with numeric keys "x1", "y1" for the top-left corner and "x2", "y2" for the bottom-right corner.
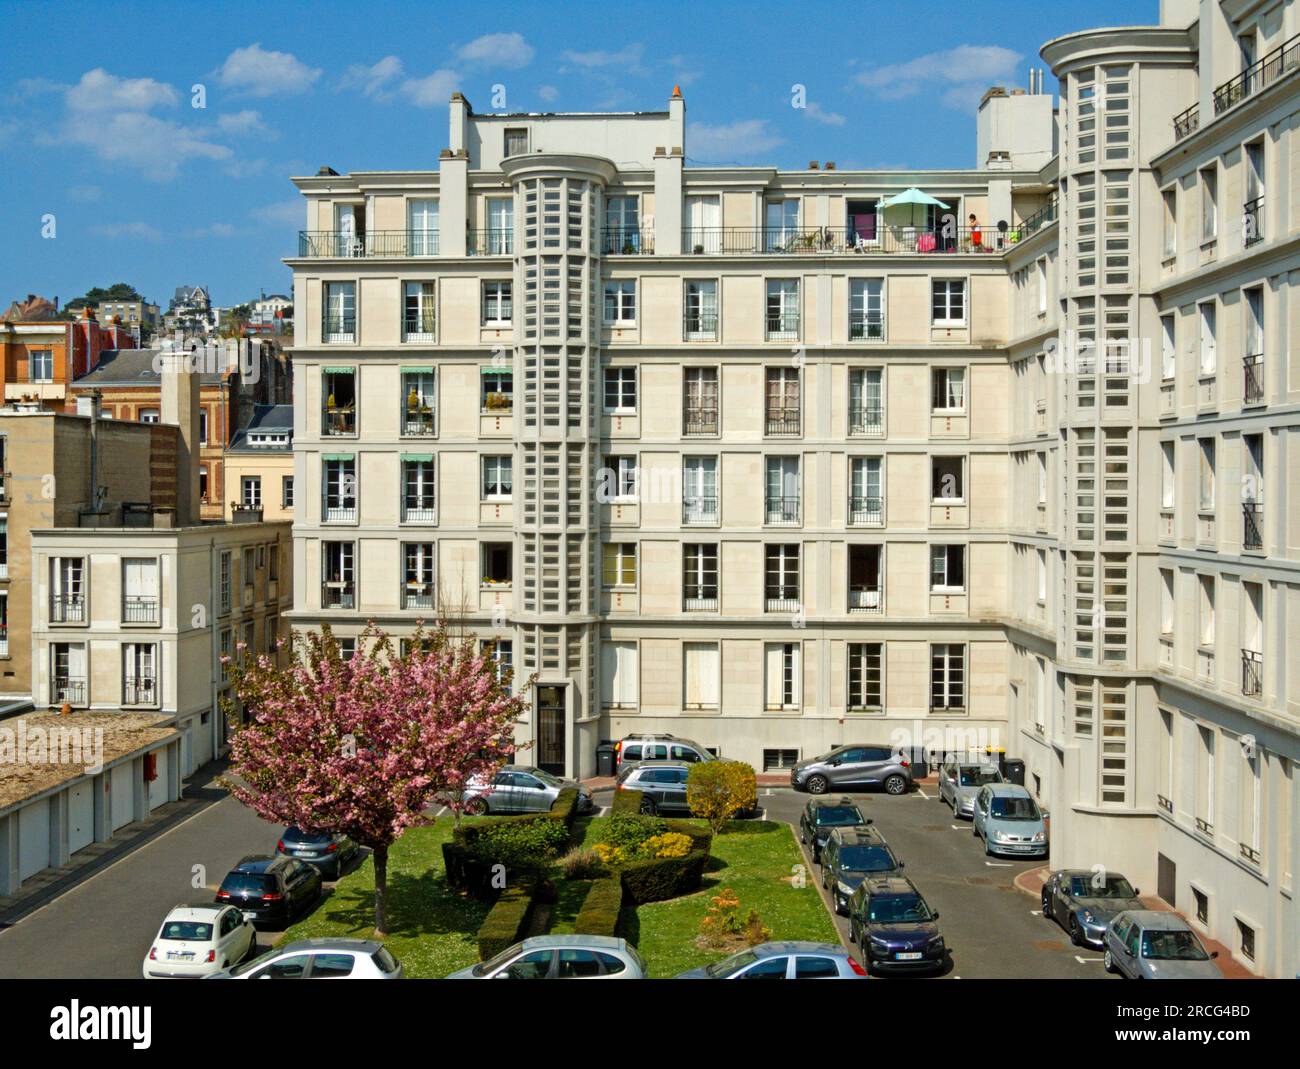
[{"x1": 880, "y1": 187, "x2": 951, "y2": 227}]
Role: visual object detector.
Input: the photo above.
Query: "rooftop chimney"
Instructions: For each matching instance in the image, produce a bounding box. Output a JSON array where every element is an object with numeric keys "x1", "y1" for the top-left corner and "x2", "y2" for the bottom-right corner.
[{"x1": 159, "y1": 350, "x2": 202, "y2": 525}]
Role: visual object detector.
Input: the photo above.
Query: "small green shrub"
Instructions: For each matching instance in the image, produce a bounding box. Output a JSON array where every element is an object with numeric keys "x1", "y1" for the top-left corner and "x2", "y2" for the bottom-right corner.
[
  {"x1": 468, "y1": 817, "x2": 571, "y2": 870},
  {"x1": 600, "y1": 813, "x2": 667, "y2": 850},
  {"x1": 573, "y1": 876, "x2": 624, "y2": 937},
  {"x1": 476, "y1": 882, "x2": 537, "y2": 960}
]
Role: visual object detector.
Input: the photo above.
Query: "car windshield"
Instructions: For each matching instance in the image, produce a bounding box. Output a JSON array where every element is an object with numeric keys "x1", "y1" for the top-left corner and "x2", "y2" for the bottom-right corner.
[
  {"x1": 529, "y1": 769, "x2": 563, "y2": 787},
  {"x1": 705, "y1": 949, "x2": 759, "y2": 977},
  {"x1": 868, "y1": 894, "x2": 932, "y2": 923},
  {"x1": 220, "y1": 873, "x2": 276, "y2": 893},
  {"x1": 815, "y1": 807, "x2": 863, "y2": 827},
  {"x1": 159, "y1": 921, "x2": 213, "y2": 941},
  {"x1": 990, "y1": 797, "x2": 1040, "y2": 820},
  {"x1": 472, "y1": 944, "x2": 526, "y2": 977},
  {"x1": 959, "y1": 767, "x2": 1001, "y2": 787},
  {"x1": 1070, "y1": 876, "x2": 1136, "y2": 899},
  {"x1": 838, "y1": 846, "x2": 896, "y2": 872},
  {"x1": 229, "y1": 946, "x2": 282, "y2": 977},
  {"x1": 1142, "y1": 930, "x2": 1209, "y2": 962}
]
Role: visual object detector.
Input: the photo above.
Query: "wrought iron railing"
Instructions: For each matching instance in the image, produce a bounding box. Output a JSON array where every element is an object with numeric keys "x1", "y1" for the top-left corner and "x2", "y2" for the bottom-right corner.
[
  {"x1": 402, "y1": 408, "x2": 436, "y2": 435},
  {"x1": 53, "y1": 677, "x2": 86, "y2": 705},
  {"x1": 1213, "y1": 33, "x2": 1300, "y2": 115},
  {"x1": 764, "y1": 593, "x2": 800, "y2": 613},
  {"x1": 468, "y1": 228, "x2": 514, "y2": 256},
  {"x1": 124, "y1": 678, "x2": 157, "y2": 705},
  {"x1": 849, "y1": 496, "x2": 884, "y2": 525},
  {"x1": 765, "y1": 407, "x2": 801, "y2": 436},
  {"x1": 322, "y1": 583, "x2": 355, "y2": 609},
  {"x1": 1242, "y1": 501, "x2": 1263, "y2": 550},
  {"x1": 403, "y1": 315, "x2": 437, "y2": 340},
  {"x1": 849, "y1": 313, "x2": 884, "y2": 340},
  {"x1": 677, "y1": 225, "x2": 1004, "y2": 255},
  {"x1": 600, "y1": 226, "x2": 655, "y2": 254},
  {"x1": 683, "y1": 406, "x2": 719, "y2": 435},
  {"x1": 322, "y1": 314, "x2": 356, "y2": 339},
  {"x1": 1172, "y1": 103, "x2": 1200, "y2": 140},
  {"x1": 403, "y1": 583, "x2": 437, "y2": 610},
  {"x1": 50, "y1": 595, "x2": 85, "y2": 624},
  {"x1": 683, "y1": 313, "x2": 719, "y2": 340},
  {"x1": 122, "y1": 596, "x2": 158, "y2": 624},
  {"x1": 683, "y1": 594, "x2": 719, "y2": 612},
  {"x1": 1241, "y1": 648, "x2": 1263, "y2": 696},
  {"x1": 297, "y1": 230, "x2": 440, "y2": 257},
  {"x1": 322, "y1": 408, "x2": 356, "y2": 435},
  {"x1": 766, "y1": 314, "x2": 800, "y2": 341},
  {"x1": 1243, "y1": 353, "x2": 1264, "y2": 404},
  {"x1": 682, "y1": 496, "x2": 719, "y2": 525},
  {"x1": 849, "y1": 406, "x2": 884, "y2": 437},
  {"x1": 1243, "y1": 196, "x2": 1263, "y2": 248},
  {"x1": 848, "y1": 587, "x2": 883, "y2": 613},
  {"x1": 765, "y1": 496, "x2": 801, "y2": 525}
]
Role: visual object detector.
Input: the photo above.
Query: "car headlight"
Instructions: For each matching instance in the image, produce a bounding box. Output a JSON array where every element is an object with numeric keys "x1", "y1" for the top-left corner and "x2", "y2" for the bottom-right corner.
[
  {"x1": 869, "y1": 934, "x2": 890, "y2": 946},
  {"x1": 927, "y1": 935, "x2": 945, "y2": 949},
  {"x1": 994, "y1": 830, "x2": 1013, "y2": 843},
  {"x1": 836, "y1": 881, "x2": 855, "y2": 896},
  {"x1": 1032, "y1": 831, "x2": 1046, "y2": 843}
]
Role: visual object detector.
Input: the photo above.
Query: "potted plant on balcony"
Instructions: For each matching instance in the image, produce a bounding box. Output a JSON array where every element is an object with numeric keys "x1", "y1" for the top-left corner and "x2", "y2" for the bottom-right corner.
[
  {"x1": 484, "y1": 391, "x2": 511, "y2": 411},
  {"x1": 693, "y1": 243, "x2": 705, "y2": 254}
]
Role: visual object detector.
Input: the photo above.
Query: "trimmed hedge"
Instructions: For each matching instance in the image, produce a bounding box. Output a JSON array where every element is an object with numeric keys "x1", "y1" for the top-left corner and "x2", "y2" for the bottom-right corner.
[
  {"x1": 618, "y1": 820, "x2": 713, "y2": 905},
  {"x1": 444, "y1": 789, "x2": 583, "y2": 899},
  {"x1": 549, "y1": 787, "x2": 581, "y2": 826},
  {"x1": 611, "y1": 787, "x2": 644, "y2": 816},
  {"x1": 573, "y1": 876, "x2": 624, "y2": 937},
  {"x1": 476, "y1": 881, "x2": 537, "y2": 959}
]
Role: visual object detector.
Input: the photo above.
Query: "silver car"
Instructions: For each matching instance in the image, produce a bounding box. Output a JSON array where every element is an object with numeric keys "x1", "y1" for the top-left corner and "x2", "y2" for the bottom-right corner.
[
  {"x1": 208, "y1": 938, "x2": 403, "y2": 979},
  {"x1": 462, "y1": 765, "x2": 594, "y2": 815},
  {"x1": 447, "y1": 936, "x2": 647, "y2": 979},
  {"x1": 790, "y1": 745, "x2": 912, "y2": 796},
  {"x1": 1104, "y1": 911, "x2": 1222, "y2": 979},
  {"x1": 675, "y1": 941, "x2": 868, "y2": 979},
  {"x1": 937, "y1": 760, "x2": 1004, "y2": 818},
  {"x1": 971, "y1": 784, "x2": 1048, "y2": 857},
  {"x1": 1042, "y1": 869, "x2": 1143, "y2": 948}
]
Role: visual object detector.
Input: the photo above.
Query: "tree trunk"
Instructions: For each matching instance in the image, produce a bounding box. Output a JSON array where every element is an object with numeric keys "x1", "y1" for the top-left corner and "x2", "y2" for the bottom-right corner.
[{"x1": 373, "y1": 842, "x2": 389, "y2": 937}]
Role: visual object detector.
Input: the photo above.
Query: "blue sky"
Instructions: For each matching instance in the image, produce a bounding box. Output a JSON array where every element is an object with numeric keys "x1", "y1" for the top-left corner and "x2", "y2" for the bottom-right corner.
[{"x1": 0, "y1": 0, "x2": 1155, "y2": 309}]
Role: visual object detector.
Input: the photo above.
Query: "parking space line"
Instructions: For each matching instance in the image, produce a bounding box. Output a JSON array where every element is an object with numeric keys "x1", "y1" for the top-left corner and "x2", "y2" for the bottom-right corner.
[
  {"x1": 984, "y1": 861, "x2": 1013, "y2": 868},
  {"x1": 915, "y1": 788, "x2": 929, "y2": 800}
]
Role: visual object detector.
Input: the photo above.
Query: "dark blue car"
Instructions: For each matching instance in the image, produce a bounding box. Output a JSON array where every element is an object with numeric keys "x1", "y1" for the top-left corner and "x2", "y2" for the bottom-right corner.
[{"x1": 847, "y1": 876, "x2": 946, "y2": 975}]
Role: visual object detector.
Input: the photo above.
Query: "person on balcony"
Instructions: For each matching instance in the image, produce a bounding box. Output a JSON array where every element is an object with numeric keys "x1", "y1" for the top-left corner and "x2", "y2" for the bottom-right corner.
[{"x1": 969, "y1": 213, "x2": 983, "y2": 251}]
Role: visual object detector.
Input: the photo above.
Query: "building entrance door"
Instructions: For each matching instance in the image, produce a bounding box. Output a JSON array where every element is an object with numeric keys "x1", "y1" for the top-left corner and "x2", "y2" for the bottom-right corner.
[{"x1": 537, "y1": 686, "x2": 566, "y2": 775}]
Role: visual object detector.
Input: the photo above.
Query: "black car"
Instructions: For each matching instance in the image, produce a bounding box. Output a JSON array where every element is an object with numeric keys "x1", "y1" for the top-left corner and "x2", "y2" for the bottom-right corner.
[
  {"x1": 819, "y1": 826, "x2": 903, "y2": 914},
  {"x1": 215, "y1": 856, "x2": 322, "y2": 927},
  {"x1": 798, "y1": 797, "x2": 871, "y2": 863},
  {"x1": 847, "y1": 876, "x2": 946, "y2": 975},
  {"x1": 275, "y1": 827, "x2": 361, "y2": 879}
]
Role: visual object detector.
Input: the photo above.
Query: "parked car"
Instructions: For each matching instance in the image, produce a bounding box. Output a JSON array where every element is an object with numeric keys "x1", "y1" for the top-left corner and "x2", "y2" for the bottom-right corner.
[
  {"x1": 820, "y1": 826, "x2": 904, "y2": 914},
  {"x1": 1042, "y1": 869, "x2": 1144, "y2": 947},
  {"x1": 461, "y1": 765, "x2": 594, "y2": 815},
  {"x1": 971, "y1": 784, "x2": 1048, "y2": 858},
  {"x1": 209, "y1": 938, "x2": 403, "y2": 979},
  {"x1": 615, "y1": 733, "x2": 716, "y2": 772},
  {"x1": 446, "y1": 936, "x2": 647, "y2": 979},
  {"x1": 789, "y1": 744, "x2": 912, "y2": 795},
  {"x1": 275, "y1": 827, "x2": 360, "y2": 879},
  {"x1": 214, "y1": 855, "x2": 322, "y2": 927},
  {"x1": 797, "y1": 796, "x2": 872, "y2": 863},
  {"x1": 616, "y1": 761, "x2": 692, "y2": 815},
  {"x1": 1103, "y1": 911, "x2": 1222, "y2": 979},
  {"x1": 847, "y1": 876, "x2": 946, "y2": 975},
  {"x1": 143, "y1": 904, "x2": 257, "y2": 979},
  {"x1": 675, "y1": 941, "x2": 867, "y2": 979},
  {"x1": 937, "y1": 759, "x2": 1004, "y2": 818}
]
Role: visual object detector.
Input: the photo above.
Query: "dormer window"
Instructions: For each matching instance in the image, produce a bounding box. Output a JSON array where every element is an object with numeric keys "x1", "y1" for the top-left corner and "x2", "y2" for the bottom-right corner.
[{"x1": 504, "y1": 128, "x2": 528, "y2": 157}]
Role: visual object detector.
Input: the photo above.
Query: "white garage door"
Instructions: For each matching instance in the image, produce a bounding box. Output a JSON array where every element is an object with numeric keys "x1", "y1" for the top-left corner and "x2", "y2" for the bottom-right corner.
[
  {"x1": 69, "y1": 781, "x2": 94, "y2": 854},
  {"x1": 110, "y1": 763, "x2": 135, "y2": 831},
  {"x1": 18, "y1": 799, "x2": 51, "y2": 883},
  {"x1": 147, "y1": 748, "x2": 170, "y2": 811}
]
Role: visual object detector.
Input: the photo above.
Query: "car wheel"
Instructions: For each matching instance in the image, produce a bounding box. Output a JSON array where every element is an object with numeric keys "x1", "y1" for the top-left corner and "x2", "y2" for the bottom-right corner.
[
  {"x1": 883, "y1": 774, "x2": 906, "y2": 796},
  {"x1": 1103, "y1": 948, "x2": 1115, "y2": 974},
  {"x1": 1041, "y1": 890, "x2": 1052, "y2": 916},
  {"x1": 835, "y1": 896, "x2": 847, "y2": 918},
  {"x1": 820, "y1": 867, "x2": 828, "y2": 890},
  {"x1": 640, "y1": 798, "x2": 658, "y2": 816},
  {"x1": 805, "y1": 775, "x2": 829, "y2": 795},
  {"x1": 1068, "y1": 916, "x2": 1083, "y2": 947},
  {"x1": 465, "y1": 797, "x2": 489, "y2": 816}
]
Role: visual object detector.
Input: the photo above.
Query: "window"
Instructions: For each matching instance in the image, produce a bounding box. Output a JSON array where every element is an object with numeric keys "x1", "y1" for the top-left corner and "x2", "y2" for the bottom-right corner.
[
  {"x1": 400, "y1": 370, "x2": 436, "y2": 435},
  {"x1": 1037, "y1": 549, "x2": 1047, "y2": 604},
  {"x1": 219, "y1": 551, "x2": 231, "y2": 614},
  {"x1": 482, "y1": 281, "x2": 512, "y2": 324},
  {"x1": 242, "y1": 547, "x2": 255, "y2": 593},
  {"x1": 1161, "y1": 188, "x2": 1177, "y2": 257},
  {"x1": 1161, "y1": 442, "x2": 1175, "y2": 509},
  {"x1": 199, "y1": 466, "x2": 209, "y2": 501},
  {"x1": 849, "y1": 278, "x2": 883, "y2": 340},
  {"x1": 1160, "y1": 314, "x2": 1176, "y2": 381},
  {"x1": 848, "y1": 368, "x2": 883, "y2": 436},
  {"x1": 323, "y1": 282, "x2": 356, "y2": 341},
  {"x1": 480, "y1": 638, "x2": 512, "y2": 682},
  {"x1": 0, "y1": 591, "x2": 7, "y2": 655},
  {"x1": 323, "y1": 456, "x2": 357, "y2": 522},
  {"x1": 683, "y1": 367, "x2": 719, "y2": 434},
  {"x1": 848, "y1": 545, "x2": 882, "y2": 611},
  {"x1": 1199, "y1": 575, "x2": 1215, "y2": 647},
  {"x1": 122, "y1": 558, "x2": 159, "y2": 624},
  {"x1": 604, "y1": 195, "x2": 640, "y2": 251},
  {"x1": 51, "y1": 642, "x2": 87, "y2": 705},
  {"x1": 682, "y1": 457, "x2": 718, "y2": 524},
  {"x1": 849, "y1": 457, "x2": 883, "y2": 525},
  {"x1": 1199, "y1": 164, "x2": 1217, "y2": 241},
  {"x1": 600, "y1": 642, "x2": 638, "y2": 708},
  {"x1": 1036, "y1": 258, "x2": 1048, "y2": 314},
  {"x1": 402, "y1": 458, "x2": 436, "y2": 522},
  {"x1": 123, "y1": 643, "x2": 157, "y2": 705},
  {"x1": 603, "y1": 366, "x2": 636, "y2": 413},
  {"x1": 765, "y1": 366, "x2": 800, "y2": 434},
  {"x1": 603, "y1": 455, "x2": 637, "y2": 501},
  {"x1": 764, "y1": 198, "x2": 799, "y2": 250},
  {"x1": 1037, "y1": 453, "x2": 1048, "y2": 505},
  {"x1": 930, "y1": 545, "x2": 966, "y2": 592},
  {"x1": 407, "y1": 199, "x2": 439, "y2": 256},
  {"x1": 684, "y1": 280, "x2": 718, "y2": 340},
  {"x1": 282, "y1": 475, "x2": 294, "y2": 508},
  {"x1": 931, "y1": 367, "x2": 966, "y2": 411},
  {"x1": 51, "y1": 557, "x2": 85, "y2": 623},
  {"x1": 683, "y1": 642, "x2": 719, "y2": 710},
  {"x1": 322, "y1": 368, "x2": 356, "y2": 436},
  {"x1": 481, "y1": 367, "x2": 513, "y2": 412},
  {"x1": 269, "y1": 541, "x2": 279, "y2": 582},
  {"x1": 482, "y1": 455, "x2": 513, "y2": 500},
  {"x1": 241, "y1": 476, "x2": 261, "y2": 508},
  {"x1": 482, "y1": 543, "x2": 512, "y2": 585},
  {"x1": 683, "y1": 543, "x2": 718, "y2": 610},
  {"x1": 322, "y1": 542, "x2": 355, "y2": 609},
  {"x1": 764, "y1": 643, "x2": 800, "y2": 710},
  {"x1": 930, "y1": 644, "x2": 966, "y2": 711},
  {"x1": 764, "y1": 544, "x2": 800, "y2": 610},
  {"x1": 603, "y1": 280, "x2": 636, "y2": 324},
  {"x1": 763, "y1": 749, "x2": 800, "y2": 771},
  {"x1": 931, "y1": 279, "x2": 966, "y2": 325},
  {"x1": 29, "y1": 349, "x2": 53, "y2": 383},
  {"x1": 403, "y1": 281, "x2": 436, "y2": 341},
  {"x1": 138, "y1": 408, "x2": 160, "y2": 424},
  {"x1": 485, "y1": 197, "x2": 514, "y2": 254},
  {"x1": 931, "y1": 457, "x2": 964, "y2": 502},
  {"x1": 199, "y1": 410, "x2": 209, "y2": 445},
  {"x1": 1198, "y1": 302, "x2": 1216, "y2": 374},
  {"x1": 402, "y1": 543, "x2": 436, "y2": 610},
  {"x1": 503, "y1": 128, "x2": 528, "y2": 157},
  {"x1": 1198, "y1": 438, "x2": 1215, "y2": 510},
  {"x1": 764, "y1": 456, "x2": 800, "y2": 525},
  {"x1": 601, "y1": 542, "x2": 637, "y2": 588},
  {"x1": 1160, "y1": 569, "x2": 1174, "y2": 636},
  {"x1": 765, "y1": 279, "x2": 799, "y2": 340},
  {"x1": 847, "y1": 643, "x2": 883, "y2": 711},
  {"x1": 0, "y1": 519, "x2": 7, "y2": 579}
]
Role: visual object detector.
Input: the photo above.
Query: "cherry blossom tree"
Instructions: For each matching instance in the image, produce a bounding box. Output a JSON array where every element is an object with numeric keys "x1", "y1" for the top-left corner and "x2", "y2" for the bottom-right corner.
[{"x1": 223, "y1": 622, "x2": 527, "y2": 935}]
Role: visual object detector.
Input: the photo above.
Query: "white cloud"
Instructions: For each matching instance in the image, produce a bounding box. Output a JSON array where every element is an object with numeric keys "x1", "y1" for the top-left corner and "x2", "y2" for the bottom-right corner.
[
  {"x1": 251, "y1": 199, "x2": 304, "y2": 226},
  {"x1": 65, "y1": 68, "x2": 177, "y2": 112},
  {"x1": 666, "y1": 56, "x2": 701, "y2": 88},
  {"x1": 92, "y1": 221, "x2": 163, "y2": 241},
  {"x1": 561, "y1": 44, "x2": 645, "y2": 72},
  {"x1": 537, "y1": 84, "x2": 559, "y2": 104},
  {"x1": 803, "y1": 101, "x2": 846, "y2": 126},
  {"x1": 222, "y1": 157, "x2": 268, "y2": 179},
  {"x1": 457, "y1": 32, "x2": 533, "y2": 69},
  {"x1": 67, "y1": 184, "x2": 101, "y2": 202},
  {"x1": 59, "y1": 111, "x2": 231, "y2": 182},
  {"x1": 687, "y1": 119, "x2": 784, "y2": 161},
  {"x1": 186, "y1": 222, "x2": 237, "y2": 239},
  {"x1": 217, "y1": 43, "x2": 321, "y2": 97},
  {"x1": 853, "y1": 45, "x2": 1022, "y2": 106},
  {"x1": 340, "y1": 55, "x2": 404, "y2": 100},
  {"x1": 401, "y1": 69, "x2": 460, "y2": 108},
  {"x1": 216, "y1": 109, "x2": 274, "y2": 136}
]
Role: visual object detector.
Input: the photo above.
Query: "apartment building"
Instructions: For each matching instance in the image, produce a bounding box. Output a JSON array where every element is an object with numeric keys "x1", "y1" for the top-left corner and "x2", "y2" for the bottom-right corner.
[
  {"x1": 225, "y1": 404, "x2": 294, "y2": 522},
  {"x1": 0, "y1": 305, "x2": 130, "y2": 411}
]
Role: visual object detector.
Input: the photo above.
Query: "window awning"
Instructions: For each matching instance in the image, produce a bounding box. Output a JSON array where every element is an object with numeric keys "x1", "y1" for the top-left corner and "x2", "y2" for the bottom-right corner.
[
  {"x1": 401, "y1": 366, "x2": 435, "y2": 374},
  {"x1": 400, "y1": 453, "x2": 434, "y2": 462},
  {"x1": 321, "y1": 453, "x2": 355, "y2": 462},
  {"x1": 480, "y1": 366, "x2": 513, "y2": 375},
  {"x1": 322, "y1": 366, "x2": 355, "y2": 374}
]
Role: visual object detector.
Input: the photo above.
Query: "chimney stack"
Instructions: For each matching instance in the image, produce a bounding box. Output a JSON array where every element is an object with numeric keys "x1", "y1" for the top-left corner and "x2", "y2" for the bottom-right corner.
[{"x1": 159, "y1": 349, "x2": 202, "y2": 524}]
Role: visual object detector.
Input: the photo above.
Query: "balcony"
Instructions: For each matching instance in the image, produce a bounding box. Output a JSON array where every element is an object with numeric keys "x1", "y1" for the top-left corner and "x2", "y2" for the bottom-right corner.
[
  {"x1": 1242, "y1": 501, "x2": 1263, "y2": 551},
  {"x1": 765, "y1": 593, "x2": 800, "y2": 613},
  {"x1": 683, "y1": 313, "x2": 718, "y2": 341},
  {"x1": 683, "y1": 594, "x2": 719, "y2": 613},
  {"x1": 297, "y1": 230, "x2": 438, "y2": 257},
  {"x1": 848, "y1": 586, "x2": 883, "y2": 614},
  {"x1": 682, "y1": 496, "x2": 719, "y2": 526},
  {"x1": 1243, "y1": 197, "x2": 1263, "y2": 248},
  {"x1": 122, "y1": 596, "x2": 158, "y2": 624},
  {"x1": 322, "y1": 583, "x2": 355, "y2": 610},
  {"x1": 849, "y1": 496, "x2": 884, "y2": 526},
  {"x1": 403, "y1": 316, "x2": 436, "y2": 343},
  {"x1": 765, "y1": 407, "x2": 801, "y2": 436},
  {"x1": 323, "y1": 502, "x2": 358, "y2": 524},
  {"x1": 600, "y1": 227, "x2": 655, "y2": 254},
  {"x1": 679, "y1": 226, "x2": 1007, "y2": 255},
  {"x1": 322, "y1": 315, "x2": 356, "y2": 343},
  {"x1": 402, "y1": 408, "x2": 436, "y2": 436},
  {"x1": 403, "y1": 583, "x2": 437, "y2": 611},
  {"x1": 849, "y1": 313, "x2": 884, "y2": 341},
  {"x1": 849, "y1": 405, "x2": 884, "y2": 437},
  {"x1": 764, "y1": 496, "x2": 800, "y2": 526},
  {"x1": 124, "y1": 678, "x2": 157, "y2": 706},
  {"x1": 1213, "y1": 33, "x2": 1300, "y2": 116},
  {"x1": 468, "y1": 228, "x2": 514, "y2": 256},
  {"x1": 1241, "y1": 649, "x2": 1263, "y2": 697},
  {"x1": 1172, "y1": 103, "x2": 1200, "y2": 141},
  {"x1": 765, "y1": 314, "x2": 800, "y2": 342},
  {"x1": 53, "y1": 677, "x2": 86, "y2": 706},
  {"x1": 1243, "y1": 354, "x2": 1264, "y2": 405},
  {"x1": 322, "y1": 408, "x2": 356, "y2": 436},
  {"x1": 683, "y1": 406, "x2": 719, "y2": 436},
  {"x1": 50, "y1": 595, "x2": 85, "y2": 624},
  {"x1": 403, "y1": 502, "x2": 437, "y2": 523}
]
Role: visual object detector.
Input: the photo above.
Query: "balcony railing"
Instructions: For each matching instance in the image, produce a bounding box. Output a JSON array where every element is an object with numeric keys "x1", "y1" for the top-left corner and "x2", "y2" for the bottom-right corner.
[
  {"x1": 1172, "y1": 103, "x2": 1200, "y2": 141},
  {"x1": 848, "y1": 587, "x2": 883, "y2": 613},
  {"x1": 1019, "y1": 196, "x2": 1059, "y2": 236},
  {"x1": 683, "y1": 594, "x2": 719, "y2": 612},
  {"x1": 1213, "y1": 33, "x2": 1300, "y2": 116},
  {"x1": 764, "y1": 496, "x2": 801, "y2": 525},
  {"x1": 765, "y1": 314, "x2": 800, "y2": 341},
  {"x1": 1241, "y1": 648, "x2": 1263, "y2": 697},
  {"x1": 322, "y1": 315, "x2": 356, "y2": 341},
  {"x1": 600, "y1": 227, "x2": 655, "y2": 254},
  {"x1": 679, "y1": 225, "x2": 1007, "y2": 255},
  {"x1": 122, "y1": 596, "x2": 158, "y2": 624},
  {"x1": 322, "y1": 408, "x2": 356, "y2": 436},
  {"x1": 322, "y1": 583, "x2": 355, "y2": 610},
  {"x1": 403, "y1": 583, "x2": 437, "y2": 610},
  {"x1": 1242, "y1": 501, "x2": 1263, "y2": 551},
  {"x1": 849, "y1": 496, "x2": 884, "y2": 525},
  {"x1": 403, "y1": 502, "x2": 437, "y2": 523},
  {"x1": 403, "y1": 316, "x2": 437, "y2": 342},
  {"x1": 765, "y1": 593, "x2": 800, "y2": 613},
  {"x1": 849, "y1": 313, "x2": 884, "y2": 341},
  {"x1": 124, "y1": 678, "x2": 157, "y2": 706},
  {"x1": 403, "y1": 408, "x2": 436, "y2": 435},
  {"x1": 849, "y1": 406, "x2": 884, "y2": 437},
  {"x1": 297, "y1": 230, "x2": 439, "y2": 257},
  {"x1": 53, "y1": 677, "x2": 86, "y2": 706},
  {"x1": 683, "y1": 496, "x2": 719, "y2": 525},
  {"x1": 323, "y1": 502, "x2": 358, "y2": 524},
  {"x1": 765, "y1": 407, "x2": 801, "y2": 436},
  {"x1": 1243, "y1": 353, "x2": 1264, "y2": 404},
  {"x1": 683, "y1": 406, "x2": 719, "y2": 436},
  {"x1": 468, "y1": 228, "x2": 514, "y2": 256},
  {"x1": 683, "y1": 313, "x2": 718, "y2": 341},
  {"x1": 1243, "y1": 197, "x2": 1263, "y2": 248},
  {"x1": 50, "y1": 595, "x2": 85, "y2": 624}
]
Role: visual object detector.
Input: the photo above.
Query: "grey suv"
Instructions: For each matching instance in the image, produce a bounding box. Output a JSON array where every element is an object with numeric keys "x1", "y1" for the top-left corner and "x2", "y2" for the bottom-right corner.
[
  {"x1": 616, "y1": 761, "x2": 692, "y2": 815},
  {"x1": 615, "y1": 734, "x2": 715, "y2": 772},
  {"x1": 791, "y1": 745, "x2": 912, "y2": 795}
]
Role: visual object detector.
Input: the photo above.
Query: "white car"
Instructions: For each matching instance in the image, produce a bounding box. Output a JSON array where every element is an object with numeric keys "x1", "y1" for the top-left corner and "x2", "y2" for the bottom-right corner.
[
  {"x1": 144, "y1": 904, "x2": 257, "y2": 979},
  {"x1": 207, "y1": 938, "x2": 404, "y2": 979}
]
